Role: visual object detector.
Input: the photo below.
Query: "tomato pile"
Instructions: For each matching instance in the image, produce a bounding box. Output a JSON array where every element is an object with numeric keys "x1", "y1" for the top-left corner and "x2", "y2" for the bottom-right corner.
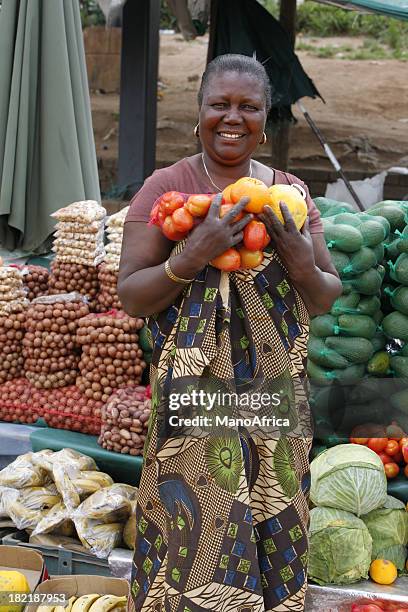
[
  {"x1": 149, "y1": 177, "x2": 308, "y2": 272},
  {"x1": 350, "y1": 422, "x2": 408, "y2": 479}
]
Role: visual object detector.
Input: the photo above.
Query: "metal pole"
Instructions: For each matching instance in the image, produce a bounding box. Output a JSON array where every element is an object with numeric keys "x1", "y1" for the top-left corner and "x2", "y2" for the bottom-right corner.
[{"x1": 296, "y1": 101, "x2": 365, "y2": 210}]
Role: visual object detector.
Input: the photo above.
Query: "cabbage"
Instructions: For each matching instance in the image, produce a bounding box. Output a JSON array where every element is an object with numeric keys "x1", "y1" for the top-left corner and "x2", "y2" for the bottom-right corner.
[
  {"x1": 310, "y1": 443, "x2": 387, "y2": 516},
  {"x1": 309, "y1": 507, "x2": 372, "y2": 585},
  {"x1": 362, "y1": 495, "x2": 408, "y2": 571}
]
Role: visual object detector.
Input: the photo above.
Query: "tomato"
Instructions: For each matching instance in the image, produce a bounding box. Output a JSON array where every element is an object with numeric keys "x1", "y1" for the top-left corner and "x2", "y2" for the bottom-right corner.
[
  {"x1": 385, "y1": 439, "x2": 400, "y2": 456},
  {"x1": 243, "y1": 220, "x2": 268, "y2": 251},
  {"x1": 377, "y1": 452, "x2": 393, "y2": 465},
  {"x1": 161, "y1": 191, "x2": 185, "y2": 215},
  {"x1": 401, "y1": 441, "x2": 408, "y2": 463},
  {"x1": 172, "y1": 207, "x2": 194, "y2": 232},
  {"x1": 186, "y1": 194, "x2": 212, "y2": 218},
  {"x1": 384, "y1": 462, "x2": 400, "y2": 479},
  {"x1": 367, "y1": 438, "x2": 388, "y2": 453},
  {"x1": 219, "y1": 203, "x2": 244, "y2": 221},
  {"x1": 393, "y1": 450, "x2": 403, "y2": 464},
  {"x1": 350, "y1": 437, "x2": 368, "y2": 445},
  {"x1": 262, "y1": 230, "x2": 271, "y2": 249},
  {"x1": 162, "y1": 216, "x2": 188, "y2": 241},
  {"x1": 399, "y1": 436, "x2": 408, "y2": 449},
  {"x1": 351, "y1": 604, "x2": 385, "y2": 612},
  {"x1": 404, "y1": 464, "x2": 408, "y2": 478},
  {"x1": 239, "y1": 247, "x2": 264, "y2": 269},
  {"x1": 210, "y1": 248, "x2": 241, "y2": 272}
]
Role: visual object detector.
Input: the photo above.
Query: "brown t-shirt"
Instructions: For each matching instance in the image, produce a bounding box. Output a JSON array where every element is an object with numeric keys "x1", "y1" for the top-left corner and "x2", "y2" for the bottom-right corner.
[{"x1": 125, "y1": 156, "x2": 323, "y2": 233}]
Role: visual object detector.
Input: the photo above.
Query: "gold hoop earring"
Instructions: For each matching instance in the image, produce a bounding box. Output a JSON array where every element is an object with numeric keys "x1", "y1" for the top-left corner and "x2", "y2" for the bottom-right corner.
[
  {"x1": 260, "y1": 132, "x2": 267, "y2": 145},
  {"x1": 194, "y1": 123, "x2": 200, "y2": 138}
]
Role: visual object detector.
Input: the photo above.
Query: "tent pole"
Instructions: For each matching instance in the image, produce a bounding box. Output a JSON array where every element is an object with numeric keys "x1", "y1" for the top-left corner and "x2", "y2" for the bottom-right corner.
[
  {"x1": 271, "y1": 0, "x2": 297, "y2": 172},
  {"x1": 118, "y1": 0, "x2": 160, "y2": 197}
]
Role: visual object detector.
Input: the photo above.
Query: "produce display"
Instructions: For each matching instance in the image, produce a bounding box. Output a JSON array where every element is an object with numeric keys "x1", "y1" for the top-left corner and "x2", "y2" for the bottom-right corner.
[
  {"x1": 0, "y1": 313, "x2": 25, "y2": 385},
  {"x1": 35, "y1": 594, "x2": 127, "y2": 612},
  {"x1": 96, "y1": 264, "x2": 122, "y2": 313},
  {"x1": 309, "y1": 443, "x2": 408, "y2": 588},
  {"x1": 0, "y1": 449, "x2": 138, "y2": 557},
  {"x1": 149, "y1": 178, "x2": 308, "y2": 270},
  {"x1": 0, "y1": 265, "x2": 28, "y2": 316},
  {"x1": 51, "y1": 200, "x2": 106, "y2": 267},
  {"x1": 104, "y1": 207, "x2": 129, "y2": 272},
  {"x1": 23, "y1": 294, "x2": 89, "y2": 389},
  {"x1": 98, "y1": 386, "x2": 151, "y2": 455},
  {"x1": 19, "y1": 264, "x2": 49, "y2": 300},
  {"x1": 48, "y1": 261, "x2": 100, "y2": 311},
  {"x1": 75, "y1": 312, "x2": 145, "y2": 403}
]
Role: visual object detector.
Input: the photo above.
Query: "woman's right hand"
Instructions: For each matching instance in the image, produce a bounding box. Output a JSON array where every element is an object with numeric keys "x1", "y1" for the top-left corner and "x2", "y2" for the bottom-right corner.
[{"x1": 182, "y1": 194, "x2": 252, "y2": 268}]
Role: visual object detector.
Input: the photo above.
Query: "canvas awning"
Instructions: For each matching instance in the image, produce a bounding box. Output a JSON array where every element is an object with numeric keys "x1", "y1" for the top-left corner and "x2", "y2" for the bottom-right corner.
[
  {"x1": 314, "y1": 0, "x2": 408, "y2": 20},
  {"x1": 0, "y1": 0, "x2": 101, "y2": 253}
]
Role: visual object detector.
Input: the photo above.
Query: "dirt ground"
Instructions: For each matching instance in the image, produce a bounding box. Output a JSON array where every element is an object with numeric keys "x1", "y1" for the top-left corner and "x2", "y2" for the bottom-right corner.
[{"x1": 92, "y1": 33, "x2": 408, "y2": 180}]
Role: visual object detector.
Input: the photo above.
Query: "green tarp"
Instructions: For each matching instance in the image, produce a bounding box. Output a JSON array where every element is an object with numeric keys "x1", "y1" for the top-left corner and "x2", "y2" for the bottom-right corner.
[
  {"x1": 315, "y1": 0, "x2": 408, "y2": 20},
  {"x1": 0, "y1": 0, "x2": 100, "y2": 253}
]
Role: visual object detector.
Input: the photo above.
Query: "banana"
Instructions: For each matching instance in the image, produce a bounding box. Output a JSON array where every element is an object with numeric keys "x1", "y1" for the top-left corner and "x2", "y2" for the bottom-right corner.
[
  {"x1": 71, "y1": 595, "x2": 100, "y2": 612},
  {"x1": 54, "y1": 595, "x2": 76, "y2": 612},
  {"x1": 81, "y1": 472, "x2": 114, "y2": 488},
  {"x1": 88, "y1": 595, "x2": 127, "y2": 612}
]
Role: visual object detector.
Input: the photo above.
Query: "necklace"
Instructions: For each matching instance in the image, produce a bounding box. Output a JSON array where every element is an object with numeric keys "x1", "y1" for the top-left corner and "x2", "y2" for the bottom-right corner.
[{"x1": 201, "y1": 153, "x2": 252, "y2": 192}]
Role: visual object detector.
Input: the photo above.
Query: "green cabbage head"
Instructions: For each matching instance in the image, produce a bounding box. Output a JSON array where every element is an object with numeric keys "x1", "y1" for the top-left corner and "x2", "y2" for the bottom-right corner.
[
  {"x1": 309, "y1": 506, "x2": 372, "y2": 585},
  {"x1": 310, "y1": 443, "x2": 387, "y2": 516},
  {"x1": 362, "y1": 495, "x2": 408, "y2": 571}
]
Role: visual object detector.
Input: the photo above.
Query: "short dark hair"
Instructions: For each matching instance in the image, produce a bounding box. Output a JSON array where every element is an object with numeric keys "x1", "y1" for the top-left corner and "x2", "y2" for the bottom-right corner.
[{"x1": 198, "y1": 54, "x2": 272, "y2": 113}]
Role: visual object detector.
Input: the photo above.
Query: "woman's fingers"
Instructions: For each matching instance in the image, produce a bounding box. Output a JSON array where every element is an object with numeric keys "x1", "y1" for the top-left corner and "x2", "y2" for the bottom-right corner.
[
  {"x1": 230, "y1": 231, "x2": 244, "y2": 246},
  {"x1": 231, "y1": 214, "x2": 253, "y2": 234},
  {"x1": 259, "y1": 206, "x2": 284, "y2": 238},
  {"x1": 280, "y1": 202, "x2": 298, "y2": 233},
  {"x1": 222, "y1": 196, "x2": 250, "y2": 224},
  {"x1": 301, "y1": 216, "x2": 311, "y2": 236},
  {"x1": 208, "y1": 192, "x2": 223, "y2": 218}
]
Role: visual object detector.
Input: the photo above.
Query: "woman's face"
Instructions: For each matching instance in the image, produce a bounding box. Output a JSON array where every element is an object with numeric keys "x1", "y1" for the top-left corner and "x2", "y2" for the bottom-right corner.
[{"x1": 199, "y1": 70, "x2": 267, "y2": 166}]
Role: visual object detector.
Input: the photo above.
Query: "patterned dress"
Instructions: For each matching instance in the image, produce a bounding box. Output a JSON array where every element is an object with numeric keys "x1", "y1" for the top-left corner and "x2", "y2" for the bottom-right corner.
[{"x1": 129, "y1": 243, "x2": 313, "y2": 612}]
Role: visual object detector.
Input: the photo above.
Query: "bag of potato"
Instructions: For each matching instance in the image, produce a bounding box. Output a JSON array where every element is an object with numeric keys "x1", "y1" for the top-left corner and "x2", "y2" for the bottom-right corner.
[{"x1": 73, "y1": 483, "x2": 138, "y2": 524}]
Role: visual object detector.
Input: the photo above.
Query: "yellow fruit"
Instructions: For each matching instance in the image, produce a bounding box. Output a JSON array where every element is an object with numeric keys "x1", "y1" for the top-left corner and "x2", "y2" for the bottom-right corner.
[
  {"x1": 0, "y1": 570, "x2": 30, "y2": 612},
  {"x1": 268, "y1": 184, "x2": 308, "y2": 230},
  {"x1": 230, "y1": 177, "x2": 270, "y2": 213},
  {"x1": 369, "y1": 559, "x2": 397, "y2": 585},
  {"x1": 222, "y1": 183, "x2": 234, "y2": 203}
]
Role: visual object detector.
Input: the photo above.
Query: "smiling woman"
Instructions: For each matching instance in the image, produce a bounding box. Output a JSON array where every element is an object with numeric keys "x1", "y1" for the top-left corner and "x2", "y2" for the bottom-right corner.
[{"x1": 119, "y1": 54, "x2": 342, "y2": 612}]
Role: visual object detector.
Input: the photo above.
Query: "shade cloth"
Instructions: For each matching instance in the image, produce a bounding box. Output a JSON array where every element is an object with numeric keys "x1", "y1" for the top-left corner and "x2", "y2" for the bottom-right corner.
[
  {"x1": 314, "y1": 0, "x2": 408, "y2": 20},
  {"x1": 0, "y1": 0, "x2": 100, "y2": 252}
]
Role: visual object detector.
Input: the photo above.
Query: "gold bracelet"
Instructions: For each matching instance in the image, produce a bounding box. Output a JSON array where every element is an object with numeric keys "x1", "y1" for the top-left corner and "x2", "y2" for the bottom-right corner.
[{"x1": 165, "y1": 259, "x2": 194, "y2": 284}]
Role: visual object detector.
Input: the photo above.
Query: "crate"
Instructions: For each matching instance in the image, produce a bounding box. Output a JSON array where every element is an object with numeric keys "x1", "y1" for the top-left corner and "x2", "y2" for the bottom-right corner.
[
  {"x1": 0, "y1": 526, "x2": 19, "y2": 543},
  {"x1": 2, "y1": 531, "x2": 112, "y2": 577}
]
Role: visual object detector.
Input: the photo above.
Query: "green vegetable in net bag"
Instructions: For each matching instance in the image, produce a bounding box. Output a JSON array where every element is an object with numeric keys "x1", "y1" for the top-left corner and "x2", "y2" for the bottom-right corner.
[
  {"x1": 362, "y1": 496, "x2": 408, "y2": 571},
  {"x1": 310, "y1": 444, "x2": 387, "y2": 516},
  {"x1": 309, "y1": 507, "x2": 372, "y2": 585}
]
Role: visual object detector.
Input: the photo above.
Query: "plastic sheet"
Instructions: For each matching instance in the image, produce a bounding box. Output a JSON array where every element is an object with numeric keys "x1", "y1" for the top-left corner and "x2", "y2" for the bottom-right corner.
[{"x1": 306, "y1": 578, "x2": 408, "y2": 611}]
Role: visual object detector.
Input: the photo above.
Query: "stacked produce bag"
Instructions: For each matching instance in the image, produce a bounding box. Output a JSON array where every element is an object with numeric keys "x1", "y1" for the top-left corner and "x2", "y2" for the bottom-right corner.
[
  {"x1": 23, "y1": 294, "x2": 89, "y2": 389},
  {"x1": 0, "y1": 265, "x2": 28, "y2": 316},
  {"x1": 75, "y1": 311, "x2": 146, "y2": 403},
  {"x1": 97, "y1": 264, "x2": 122, "y2": 313},
  {"x1": 104, "y1": 207, "x2": 128, "y2": 272},
  {"x1": 308, "y1": 444, "x2": 408, "y2": 586},
  {"x1": 0, "y1": 265, "x2": 27, "y2": 388},
  {"x1": 19, "y1": 265, "x2": 49, "y2": 300},
  {"x1": 309, "y1": 198, "x2": 392, "y2": 439},
  {"x1": 0, "y1": 448, "x2": 138, "y2": 557},
  {"x1": 98, "y1": 386, "x2": 151, "y2": 455},
  {"x1": 49, "y1": 201, "x2": 106, "y2": 310}
]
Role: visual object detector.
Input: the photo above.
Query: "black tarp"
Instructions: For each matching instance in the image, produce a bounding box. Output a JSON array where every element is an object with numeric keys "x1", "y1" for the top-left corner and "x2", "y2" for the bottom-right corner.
[{"x1": 210, "y1": 0, "x2": 322, "y2": 123}]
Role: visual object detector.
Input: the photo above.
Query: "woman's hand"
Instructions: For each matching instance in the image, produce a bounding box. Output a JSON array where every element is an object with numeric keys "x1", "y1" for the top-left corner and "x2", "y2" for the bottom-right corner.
[
  {"x1": 259, "y1": 201, "x2": 342, "y2": 315},
  {"x1": 259, "y1": 202, "x2": 315, "y2": 278},
  {"x1": 183, "y1": 193, "x2": 253, "y2": 269}
]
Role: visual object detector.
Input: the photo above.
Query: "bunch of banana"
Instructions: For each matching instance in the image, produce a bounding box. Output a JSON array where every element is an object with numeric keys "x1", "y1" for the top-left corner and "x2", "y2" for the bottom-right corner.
[
  {"x1": 72, "y1": 471, "x2": 114, "y2": 497},
  {"x1": 6, "y1": 499, "x2": 50, "y2": 531},
  {"x1": 32, "y1": 502, "x2": 69, "y2": 536},
  {"x1": 52, "y1": 465, "x2": 80, "y2": 510},
  {"x1": 75, "y1": 484, "x2": 137, "y2": 524},
  {"x1": 37, "y1": 594, "x2": 127, "y2": 612},
  {"x1": 20, "y1": 486, "x2": 60, "y2": 510}
]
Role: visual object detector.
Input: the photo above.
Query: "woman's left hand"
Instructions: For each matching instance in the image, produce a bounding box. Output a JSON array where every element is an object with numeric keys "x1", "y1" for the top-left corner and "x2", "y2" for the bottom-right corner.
[{"x1": 259, "y1": 202, "x2": 315, "y2": 279}]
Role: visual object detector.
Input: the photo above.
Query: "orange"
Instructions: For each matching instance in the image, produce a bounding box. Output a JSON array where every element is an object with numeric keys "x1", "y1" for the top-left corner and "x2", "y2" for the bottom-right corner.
[
  {"x1": 230, "y1": 177, "x2": 270, "y2": 213},
  {"x1": 268, "y1": 184, "x2": 308, "y2": 230},
  {"x1": 369, "y1": 559, "x2": 397, "y2": 585},
  {"x1": 222, "y1": 183, "x2": 234, "y2": 203}
]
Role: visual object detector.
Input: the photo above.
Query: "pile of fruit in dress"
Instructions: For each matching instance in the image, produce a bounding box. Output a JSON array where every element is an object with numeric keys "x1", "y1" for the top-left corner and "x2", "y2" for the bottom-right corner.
[{"x1": 149, "y1": 177, "x2": 308, "y2": 271}]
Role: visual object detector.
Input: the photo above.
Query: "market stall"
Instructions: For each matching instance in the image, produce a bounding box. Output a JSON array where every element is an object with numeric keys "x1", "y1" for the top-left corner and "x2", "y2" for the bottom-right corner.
[{"x1": 0, "y1": 190, "x2": 408, "y2": 611}]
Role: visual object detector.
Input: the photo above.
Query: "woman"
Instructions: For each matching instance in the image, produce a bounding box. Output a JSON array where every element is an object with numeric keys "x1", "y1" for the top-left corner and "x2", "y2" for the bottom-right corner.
[{"x1": 119, "y1": 54, "x2": 341, "y2": 612}]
